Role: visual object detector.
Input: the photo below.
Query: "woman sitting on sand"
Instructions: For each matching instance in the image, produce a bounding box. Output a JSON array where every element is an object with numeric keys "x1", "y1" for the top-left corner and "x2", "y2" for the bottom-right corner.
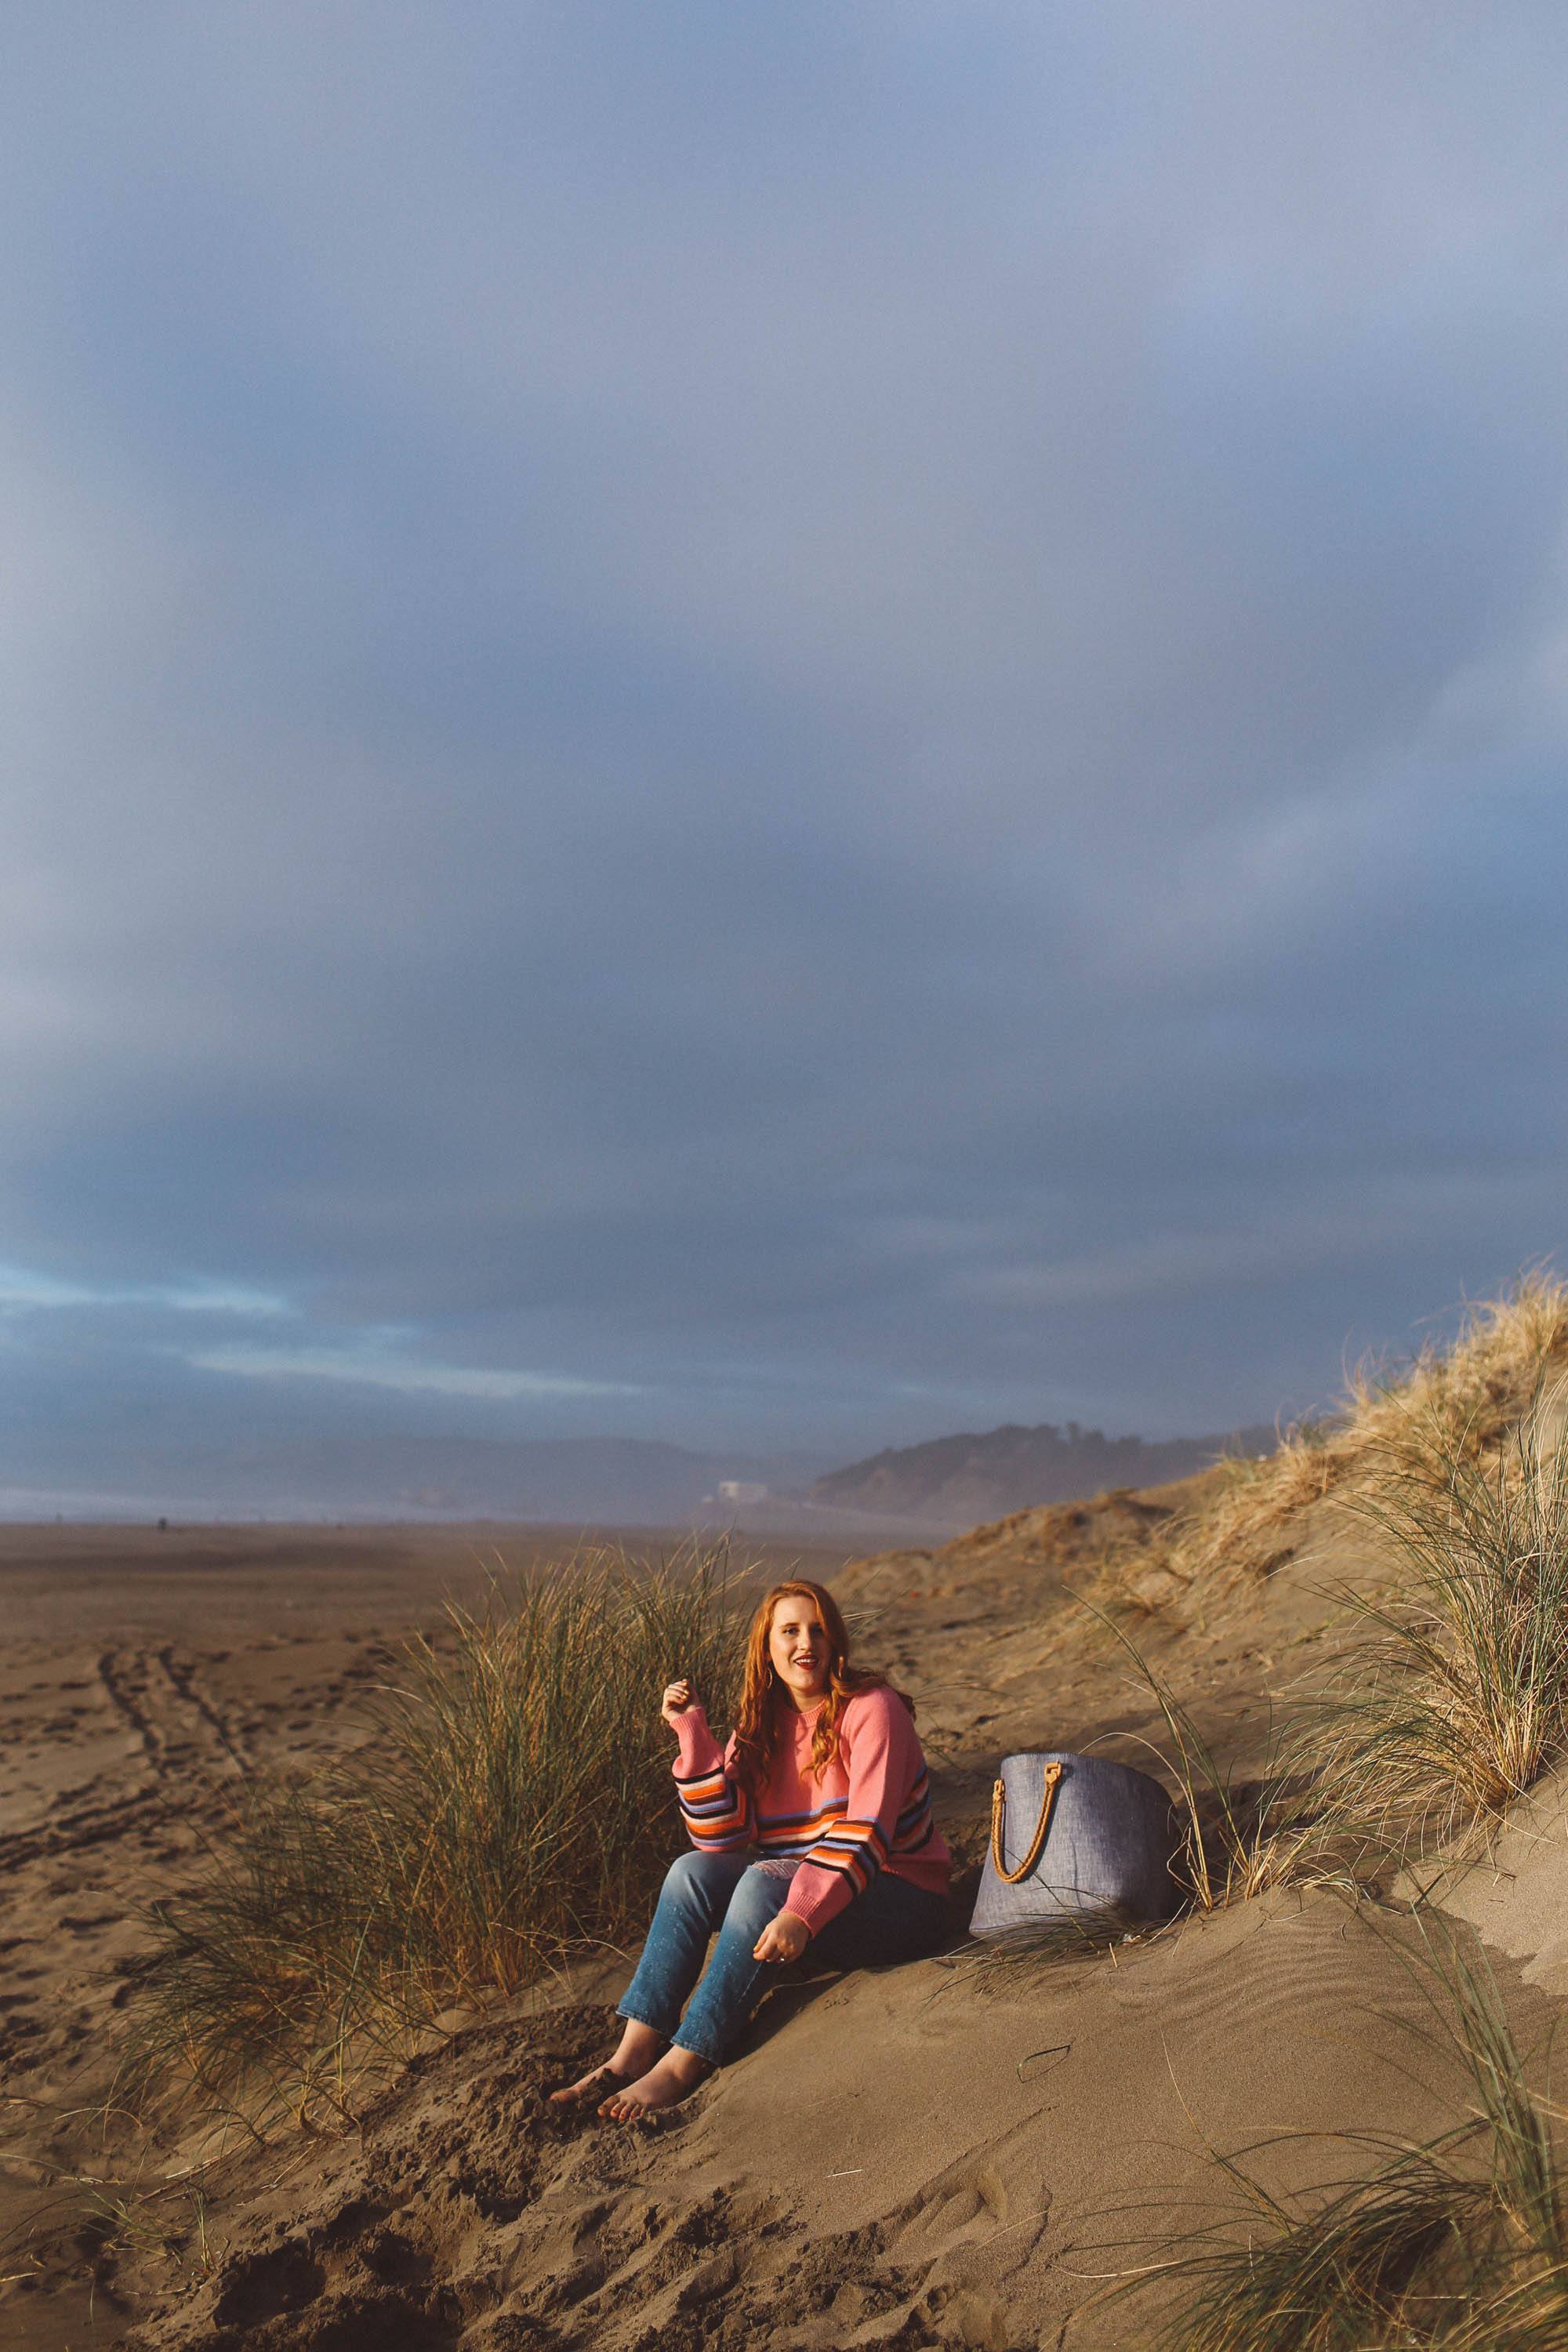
[{"x1": 552, "y1": 1578, "x2": 951, "y2": 2123}]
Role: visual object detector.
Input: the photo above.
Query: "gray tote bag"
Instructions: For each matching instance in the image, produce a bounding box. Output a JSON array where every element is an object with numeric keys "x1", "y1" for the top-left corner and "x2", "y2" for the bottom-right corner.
[{"x1": 968, "y1": 1751, "x2": 1178, "y2": 1938}]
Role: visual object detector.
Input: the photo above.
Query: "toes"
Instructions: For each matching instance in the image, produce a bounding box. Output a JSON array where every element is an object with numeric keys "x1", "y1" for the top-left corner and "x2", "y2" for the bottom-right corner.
[{"x1": 555, "y1": 2063, "x2": 622, "y2": 2107}]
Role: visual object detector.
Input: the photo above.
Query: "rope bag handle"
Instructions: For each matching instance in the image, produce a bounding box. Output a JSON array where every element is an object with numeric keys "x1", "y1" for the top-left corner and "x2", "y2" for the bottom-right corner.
[{"x1": 989, "y1": 1759, "x2": 1065, "y2": 1885}]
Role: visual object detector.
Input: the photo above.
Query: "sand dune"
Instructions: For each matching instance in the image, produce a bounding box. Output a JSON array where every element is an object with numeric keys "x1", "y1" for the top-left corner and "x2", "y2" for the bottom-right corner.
[
  {"x1": 6, "y1": 1352, "x2": 1568, "y2": 2350},
  {"x1": 98, "y1": 1894, "x2": 1521, "y2": 2350}
]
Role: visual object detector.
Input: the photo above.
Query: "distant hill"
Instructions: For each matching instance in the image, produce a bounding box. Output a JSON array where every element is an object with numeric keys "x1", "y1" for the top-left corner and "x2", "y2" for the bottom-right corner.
[{"x1": 810, "y1": 1420, "x2": 1276, "y2": 1527}]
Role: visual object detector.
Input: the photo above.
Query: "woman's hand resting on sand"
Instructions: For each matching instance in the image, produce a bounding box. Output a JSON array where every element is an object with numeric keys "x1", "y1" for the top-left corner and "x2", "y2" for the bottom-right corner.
[
  {"x1": 660, "y1": 1677, "x2": 697, "y2": 1726},
  {"x1": 753, "y1": 1911, "x2": 810, "y2": 1964}
]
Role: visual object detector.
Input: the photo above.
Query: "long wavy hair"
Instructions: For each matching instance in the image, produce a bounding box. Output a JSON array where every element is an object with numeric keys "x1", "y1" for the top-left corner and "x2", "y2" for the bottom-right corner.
[{"x1": 729, "y1": 1579, "x2": 912, "y2": 1794}]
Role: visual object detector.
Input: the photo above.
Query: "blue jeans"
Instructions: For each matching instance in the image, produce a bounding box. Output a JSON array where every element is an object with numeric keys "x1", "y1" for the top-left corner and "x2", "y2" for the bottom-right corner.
[{"x1": 616, "y1": 1849, "x2": 949, "y2": 2065}]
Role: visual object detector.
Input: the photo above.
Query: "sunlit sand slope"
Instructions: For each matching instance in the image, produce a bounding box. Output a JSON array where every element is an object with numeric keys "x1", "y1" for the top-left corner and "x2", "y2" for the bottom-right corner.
[{"x1": 112, "y1": 1897, "x2": 1490, "y2": 2352}]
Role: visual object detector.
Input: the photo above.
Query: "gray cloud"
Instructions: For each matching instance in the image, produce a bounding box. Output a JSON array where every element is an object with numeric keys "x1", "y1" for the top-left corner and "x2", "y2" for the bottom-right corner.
[{"x1": 2, "y1": 4, "x2": 1567, "y2": 1493}]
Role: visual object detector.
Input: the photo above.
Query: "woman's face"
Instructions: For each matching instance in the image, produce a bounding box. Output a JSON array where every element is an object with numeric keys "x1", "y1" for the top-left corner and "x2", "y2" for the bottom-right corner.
[{"x1": 767, "y1": 1595, "x2": 831, "y2": 1706}]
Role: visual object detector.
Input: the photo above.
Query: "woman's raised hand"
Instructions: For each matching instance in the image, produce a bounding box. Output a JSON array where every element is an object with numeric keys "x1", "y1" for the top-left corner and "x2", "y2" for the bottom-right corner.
[{"x1": 660, "y1": 1677, "x2": 696, "y2": 1726}]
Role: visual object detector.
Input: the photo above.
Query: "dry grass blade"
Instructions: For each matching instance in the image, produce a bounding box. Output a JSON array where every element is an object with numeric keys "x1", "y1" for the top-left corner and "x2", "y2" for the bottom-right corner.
[
  {"x1": 1384, "y1": 1912, "x2": 1565, "y2": 2272},
  {"x1": 931, "y1": 1907, "x2": 1143, "y2": 1999},
  {"x1": 1098, "y1": 1911, "x2": 1568, "y2": 2351},
  {"x1": 1155, "y1": 2153, "x2": 1489, "y2": 2352},
  {"x1": 1080, "y1": 1599, "x2": 1341, "y2": 1908},
  {"x1": 1311, "y1": 1392, "x2": 1568, "y2": 1854},
  {"x1": 121, "y1": 1539, "x2": 750, "y2": 2128},
  {"x1": 1091, "y1": 1273, "x2": 1568, "y2": 1620}
]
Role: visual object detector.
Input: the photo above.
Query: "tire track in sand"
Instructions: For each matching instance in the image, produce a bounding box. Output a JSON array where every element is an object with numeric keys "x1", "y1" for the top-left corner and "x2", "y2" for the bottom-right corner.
[
  {"x1": 95, "y1": 1645, "x2": 248, "y2": 1780},
  {"x1": 0, "y1": 1647, "x2": 247, "y2": 1875}
]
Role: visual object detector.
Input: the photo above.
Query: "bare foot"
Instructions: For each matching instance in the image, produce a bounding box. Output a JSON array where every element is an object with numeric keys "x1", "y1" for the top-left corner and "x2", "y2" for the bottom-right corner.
[
  {"x1": 550, "y1": 2020, "x2": 667, "y2": 2107},
  {"x1": 599, "y1": 2045, "x2": 710, "y2": 2123}
]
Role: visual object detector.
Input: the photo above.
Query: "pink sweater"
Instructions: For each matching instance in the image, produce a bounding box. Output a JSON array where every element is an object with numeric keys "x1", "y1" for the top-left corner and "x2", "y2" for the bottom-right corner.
[{"x1": 671, "y1": 1686, "x2": 951, "y2": 1935}]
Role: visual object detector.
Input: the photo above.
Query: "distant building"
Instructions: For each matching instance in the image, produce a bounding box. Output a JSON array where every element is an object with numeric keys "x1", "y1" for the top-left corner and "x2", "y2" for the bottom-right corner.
[{"x1": 717, "y1": 1479, "x2": 768, "y2": 1504}]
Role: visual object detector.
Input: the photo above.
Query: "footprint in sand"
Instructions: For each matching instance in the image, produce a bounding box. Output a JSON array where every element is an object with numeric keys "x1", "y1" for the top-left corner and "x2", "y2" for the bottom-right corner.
[{"x1": 884, "y1": 2119, "x2": 1054, "y2": 2327}]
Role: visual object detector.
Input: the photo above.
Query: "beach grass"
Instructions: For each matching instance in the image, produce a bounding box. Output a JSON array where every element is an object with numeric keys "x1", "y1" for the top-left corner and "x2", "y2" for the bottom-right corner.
[
  {"x1": 1083, "y1": 1599, "x2": 1347, "y2": 1909},
  {"x1": 1090, "y1": 1273, "x2": 1568, "y2": 1619},
  {"x1": 1125, "y1": 1915, "x2": 1568, "y2": 2351},
  {"x1": 1134, "y1": 1371, "x2": 1568, "y2": 1896},
  {"x1": 1306, "y1": 1390, "x2": 1568, "y2": 1856},
  {"x1": 122, "y1": 1539, "x2": 749, "y2": 2125},
  {"x1": 1065, "y1": 1305, "x2": 1568, "y2": 2343},
  {"x1": 1073, "y1": 1278, "x2": 1568, "y2": 1894}
]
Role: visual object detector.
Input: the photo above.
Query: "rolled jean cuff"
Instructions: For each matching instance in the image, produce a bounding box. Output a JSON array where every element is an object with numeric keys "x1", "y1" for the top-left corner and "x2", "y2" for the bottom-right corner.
[
  {"x1": 613, "y1": 1994, "x2": 678, "y2": 2038},
  {"x1": 669, "y1": 2011, "x2": 747, "y2": 2066},
  {"x1": 670, "y1": 2027, "x2": 727, "y2": 2065},
  {"x1": 670, "y1": 2031, "x2": 724, "y2": 2064}
]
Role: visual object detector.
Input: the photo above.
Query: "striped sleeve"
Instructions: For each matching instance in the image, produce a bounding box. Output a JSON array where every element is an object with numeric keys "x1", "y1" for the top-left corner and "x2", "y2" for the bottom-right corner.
[
  {"x1": 672, "y1": 1706, "x2": 752, "y2": 1851},
  {"x1": 783, "y1": 1688, "x2": 931, "y2": 1934}
]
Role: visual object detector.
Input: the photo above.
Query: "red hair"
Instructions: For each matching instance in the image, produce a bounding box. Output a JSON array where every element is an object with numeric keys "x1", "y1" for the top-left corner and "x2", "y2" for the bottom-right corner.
[{"x1": 728, "y1": 1579, "x2": 912, "y2": 1794}]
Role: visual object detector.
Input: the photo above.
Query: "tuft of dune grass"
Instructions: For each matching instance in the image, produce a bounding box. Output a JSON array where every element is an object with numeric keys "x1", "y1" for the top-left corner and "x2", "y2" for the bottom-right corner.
[
  {"x1": 1084, "y1": 1602, "x2": 1351, "y2": 1908},
  {"x1": 1306, "y1": 1390, "x2": 1568, "y2": 1856},
  {"x1": 122, "y1": 1541, "x2": 748, "y2": 2129},
  {"x1": 963, "y1": 1297, "x2": 1568, "y2": 2335},
  {"x1": 1068, "y1": 1280, "x2": 1568, "y2": 1902},
  {"x1": 1104, "y1": 1914, "x2": 1568, "y2": 2352},
  {"x1": 1085, "y1": 1272, "x2": 1568, "y2": 1620}
]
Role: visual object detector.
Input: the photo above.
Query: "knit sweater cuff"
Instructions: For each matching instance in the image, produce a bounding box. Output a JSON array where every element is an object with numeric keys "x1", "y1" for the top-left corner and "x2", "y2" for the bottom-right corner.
[
  {"x1": 671, "y1": 1704, "x2": 724, "y2": 1778},
  {"x1": 782, "y1": 1861, "x2": 852, "y2": 1936}
]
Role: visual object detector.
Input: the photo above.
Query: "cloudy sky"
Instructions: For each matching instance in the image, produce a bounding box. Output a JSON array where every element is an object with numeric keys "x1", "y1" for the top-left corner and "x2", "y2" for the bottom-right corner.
[{"x1": 5, "y1": 2, "x2": 1567, "y2": 1495}]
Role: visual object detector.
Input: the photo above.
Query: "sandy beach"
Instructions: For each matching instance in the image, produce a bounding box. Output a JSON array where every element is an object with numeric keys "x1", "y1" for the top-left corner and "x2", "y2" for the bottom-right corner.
[
  {"x1": 7, "y1": 1416, "x2": 1567, "y2": 2350},
  {"x1": 0, "y1": 1523, "x2": 844, "y2": 2350}
]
